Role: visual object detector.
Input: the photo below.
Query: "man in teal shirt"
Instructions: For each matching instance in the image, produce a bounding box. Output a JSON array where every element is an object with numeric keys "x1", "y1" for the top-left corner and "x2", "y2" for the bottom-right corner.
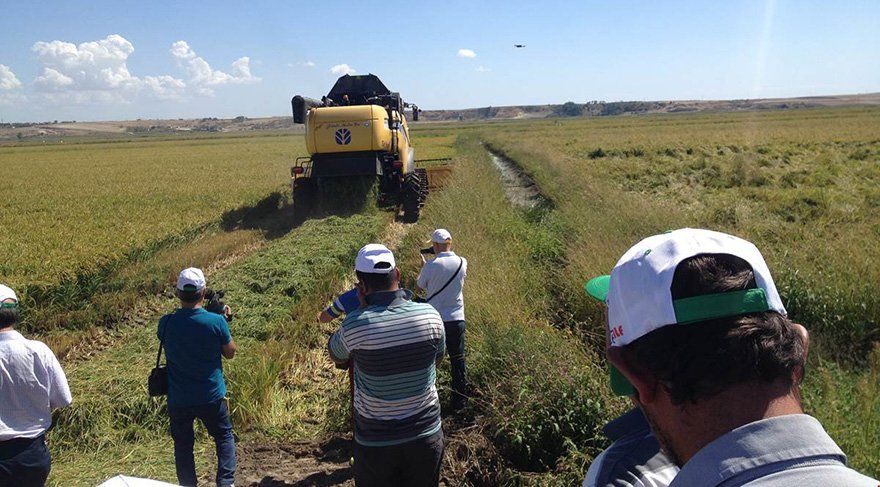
[{"x1": 158, "y1": 268, "x2": 237, "y2": 487}]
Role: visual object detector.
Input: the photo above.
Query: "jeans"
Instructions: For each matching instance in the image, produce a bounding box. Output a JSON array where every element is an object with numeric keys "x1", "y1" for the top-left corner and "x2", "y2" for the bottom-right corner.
[
  {"x1": 353, "y1": 430, "x2": 444, "y2": 487},
  {"x1": 169, "y1": 399, "x2": 236, "y2": 487},
  {"x1": 444, "y1": 320, "x2": 469, "y2": 411},
  {"x1": 0, "y1": 435, "x2": 50, "y2": 487}
]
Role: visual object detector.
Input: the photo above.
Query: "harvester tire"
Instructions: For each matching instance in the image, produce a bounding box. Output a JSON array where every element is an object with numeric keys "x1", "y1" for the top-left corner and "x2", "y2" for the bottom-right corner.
[
  {"x1": 416, "y1": 168, "x2": 429, "y2": 205},
  {"x1": 401, "y1": 172, "x2": 422, "y2": 223},
  {"x1": 293, "y1": 178, "x2": 316, "y2": 219}
]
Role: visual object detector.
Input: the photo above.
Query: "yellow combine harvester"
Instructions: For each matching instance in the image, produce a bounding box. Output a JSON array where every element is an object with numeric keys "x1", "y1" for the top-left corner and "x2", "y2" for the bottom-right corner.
[{"x1": 290, "y1": 74, "x2": 427, "y2": 221}]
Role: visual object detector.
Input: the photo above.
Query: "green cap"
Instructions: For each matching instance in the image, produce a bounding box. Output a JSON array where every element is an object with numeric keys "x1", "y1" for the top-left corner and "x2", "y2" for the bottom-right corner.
[
  {"x1": 584, "y1": 275, "x2": 636, "y2": 396},
  {"x1": 584, "y1": 275, "x2": 610, "y2": 302}
]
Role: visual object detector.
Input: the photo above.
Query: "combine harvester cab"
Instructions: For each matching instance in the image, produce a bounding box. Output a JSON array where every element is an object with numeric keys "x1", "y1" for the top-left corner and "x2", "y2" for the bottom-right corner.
[{"x1": 291, "y1": 74, "x2": 427, "y2": 222}]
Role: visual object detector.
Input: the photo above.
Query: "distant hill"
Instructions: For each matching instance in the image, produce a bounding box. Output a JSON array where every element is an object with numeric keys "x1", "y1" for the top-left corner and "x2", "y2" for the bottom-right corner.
[
  {"x1": 2, "y1": 93, "x2": 878, "y2": 140},
  {"x1": 420, "y1": 93, "x2": 880, "y2": 121}
]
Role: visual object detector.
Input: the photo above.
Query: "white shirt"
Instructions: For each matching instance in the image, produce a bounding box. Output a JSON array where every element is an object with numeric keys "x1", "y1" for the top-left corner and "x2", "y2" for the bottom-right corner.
[
  {"x1": 417, "y1": 251, "x2": 467, "y2": 322},
  {"x1": 0, "y1": 330, "x2": 72, "y2": 441}
]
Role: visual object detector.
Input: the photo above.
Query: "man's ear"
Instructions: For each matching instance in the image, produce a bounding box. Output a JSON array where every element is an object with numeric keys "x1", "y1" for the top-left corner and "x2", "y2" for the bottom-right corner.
[
  {"x1": 792, "y1": 323, "x2": 810, "y2": 384},
  {"x1": 607, "y1": 346, "x2": 659, "y2": 404},
  {"x1": 793, "y1": 323, "x2": 810, "y2": 359},
  {"x1": 393, "y1": 268, "x2": 401, "y2": 283}
]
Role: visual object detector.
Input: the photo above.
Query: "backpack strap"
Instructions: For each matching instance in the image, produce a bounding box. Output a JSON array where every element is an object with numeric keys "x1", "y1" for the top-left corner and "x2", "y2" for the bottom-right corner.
[
  {"x1": 156, "y1": 315, "x2": 170, "y2": 368},
  {"x1": 426, "y1": 257, "x2": 464, "y2": 303}
]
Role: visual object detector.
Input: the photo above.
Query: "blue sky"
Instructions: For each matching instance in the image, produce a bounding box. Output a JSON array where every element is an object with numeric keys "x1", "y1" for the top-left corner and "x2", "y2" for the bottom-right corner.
[{"x1": 0, "y1": 0, "x2": 878, "y2": 122}]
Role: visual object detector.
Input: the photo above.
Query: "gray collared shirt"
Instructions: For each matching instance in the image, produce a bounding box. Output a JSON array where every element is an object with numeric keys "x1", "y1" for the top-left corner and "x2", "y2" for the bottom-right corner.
[
  {"x1": 584, "y1": 408, "x2": 678, "y2": 487},
  {"x1": 0, "y1": 330, "x2": 72, "y2": 440},
  {"x1": 671, "y1": 414, "x2": 877, "y2": 486}
]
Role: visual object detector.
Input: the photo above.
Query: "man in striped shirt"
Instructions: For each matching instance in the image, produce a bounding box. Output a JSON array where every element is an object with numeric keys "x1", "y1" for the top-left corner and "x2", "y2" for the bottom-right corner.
[{"x1": 328, "y1": 244, "x2": 446, "y2": 487}]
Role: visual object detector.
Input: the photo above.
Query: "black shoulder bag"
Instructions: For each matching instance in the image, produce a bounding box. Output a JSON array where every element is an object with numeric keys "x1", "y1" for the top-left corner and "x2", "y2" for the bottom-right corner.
[
  {"x1": 426, "y1": 258, "x2": 464, "y2": 303},
  {"x1": 148, "y1": 316, "x2": 169, "y2": 397}
]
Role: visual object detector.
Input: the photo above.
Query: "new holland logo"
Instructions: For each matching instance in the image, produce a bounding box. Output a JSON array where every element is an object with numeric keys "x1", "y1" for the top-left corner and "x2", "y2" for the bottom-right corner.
[{"x1": 335, "y1": 128, "x2": 352, "y2": 145}]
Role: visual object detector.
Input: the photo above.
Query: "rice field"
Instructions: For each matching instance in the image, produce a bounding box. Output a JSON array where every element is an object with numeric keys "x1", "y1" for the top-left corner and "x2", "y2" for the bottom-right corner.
[
  {"x1": 0, "y1": 134, "x2": 300, "y2": 289},
  {"x1": 2, "y1": 109, "x2": 878, "y2": 485}
]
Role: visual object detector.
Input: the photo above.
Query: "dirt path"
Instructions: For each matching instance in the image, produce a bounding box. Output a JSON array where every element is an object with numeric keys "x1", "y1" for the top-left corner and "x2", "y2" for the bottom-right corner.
[{"x1": 235, "y1": 437, "x2": 354, "y2": 487}]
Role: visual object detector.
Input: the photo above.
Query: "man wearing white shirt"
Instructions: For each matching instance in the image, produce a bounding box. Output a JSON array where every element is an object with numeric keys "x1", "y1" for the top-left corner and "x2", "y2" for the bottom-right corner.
[
  {"x1": 417, "y1": 229, "x2": 469, "y2": 412},
  {"x1": 0, "y1": 284, "x2": 72, "y2": 486}
]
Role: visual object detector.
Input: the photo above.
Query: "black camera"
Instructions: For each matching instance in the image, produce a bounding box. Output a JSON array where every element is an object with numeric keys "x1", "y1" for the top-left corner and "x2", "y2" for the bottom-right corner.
[
  {"x1": 204, "y1": 289, "x2": 233, "y2": 322},
  {"x1": 420, "y1": 247, "x2": 435, "y2": 255}
]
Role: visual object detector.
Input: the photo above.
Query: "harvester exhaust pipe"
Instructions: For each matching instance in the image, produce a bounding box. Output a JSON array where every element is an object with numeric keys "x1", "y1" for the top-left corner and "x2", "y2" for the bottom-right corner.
[{"x1": 291, "y1": 95, "x2": 324, "y2": 124}]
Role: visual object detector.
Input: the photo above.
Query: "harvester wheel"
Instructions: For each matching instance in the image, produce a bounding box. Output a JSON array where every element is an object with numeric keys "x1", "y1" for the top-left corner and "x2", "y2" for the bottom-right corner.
[
  {"x1": 401, "y1": 172, "x2": 422, "y2": 223},
  {"x1": 416, "y1": 168, "x2": 429, "y2": 205},
  {"x1": 293, "y1": 178, "x2": 316, "y2": 219}
]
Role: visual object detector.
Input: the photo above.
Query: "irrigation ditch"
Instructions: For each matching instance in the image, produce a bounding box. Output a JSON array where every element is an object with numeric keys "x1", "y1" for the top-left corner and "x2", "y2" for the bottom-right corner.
[
  {"x1": 486, "y1": 145, "x2": 551, "y2": 211},
  {"x1": 483, "y1": 144, "x2": 600, "y2": 344}
]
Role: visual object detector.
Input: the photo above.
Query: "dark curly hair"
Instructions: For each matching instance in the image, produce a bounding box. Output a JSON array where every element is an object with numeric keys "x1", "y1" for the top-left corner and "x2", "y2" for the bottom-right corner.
[
  {"x1": 356, "y1": 270, "x2": 396, "y2": 293},
  {"x1": 623, "y1": 253, "x2": 806, "y2": 405},
  {"x1": 0, "y1": 306, "x2": 20, "y2": 328}
]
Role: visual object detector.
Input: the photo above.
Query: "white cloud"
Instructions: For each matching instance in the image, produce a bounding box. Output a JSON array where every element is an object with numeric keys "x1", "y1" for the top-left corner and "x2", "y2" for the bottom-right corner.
[
  {"x1": 29, "y1": 34, "x2": 186, "y2": 101},
  {"x1": 143, "y1": 75, "x2": 187, "y2": 100},
  {"x1": 4, "y1": 34, "x2": 260, "y2": 113},
  {"x1": 33, "y1": 68, "x2": 74, "y2": 90},
  {"x1": 301, "y1": 60, "x2": 315, "y2": 67},
  {"x1": 170, "y1": 41, "x2": 260, "y2": 95},
  {"x1": 31, "y1": 35, "x2": 143, "y2": 93},
  {"x1": 330, "y1": 64, "x2": 356, "y2": 76},
  {"x1": 0, "y1": 65, "x2": 22, "y2": 90},
  {"x1": 231, "y1": 57, "x2": 256, "y2": 79},
  {"x1": 475, "y1": 65, "x2": 491, "y2": 72},
  {"x1": 170, "y1": 40, "x2": 196, "y2": 60},
  {"x1": 457, "y1": 49, "x2": 477, "y2": 59}
]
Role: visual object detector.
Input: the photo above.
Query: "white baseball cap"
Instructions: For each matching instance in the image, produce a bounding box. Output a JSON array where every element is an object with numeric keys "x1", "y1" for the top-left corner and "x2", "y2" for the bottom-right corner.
[
  {"x1": 177, "y1": 267, "x2": 207, "y2": 291},
  {"x1": 431, "y1": 229, "x2": 452, "y2": 243},
  {"x1": 355, "y1": 244, "x2": 396, "y2": 274},
  {"x1": 0, "y1": 284, "x2": 18, "y2": 307},
  {"x1": 585, "y1": 228, "x2": 787, "y2": 394}
]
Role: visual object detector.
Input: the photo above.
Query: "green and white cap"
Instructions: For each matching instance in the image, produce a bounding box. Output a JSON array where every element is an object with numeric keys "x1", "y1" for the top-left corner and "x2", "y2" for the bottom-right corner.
[
  {"x1": 0, "y1": 284, "x2": 18, "y2": 308},
  {"x1": 585, "y1": 228, "x2": 786, "y2": 394}
]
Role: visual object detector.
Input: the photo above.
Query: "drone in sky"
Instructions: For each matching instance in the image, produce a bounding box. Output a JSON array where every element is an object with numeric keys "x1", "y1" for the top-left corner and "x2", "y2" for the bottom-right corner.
[{"x1": 514, "y1": 44, "x2": 526, "y2": 48}]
